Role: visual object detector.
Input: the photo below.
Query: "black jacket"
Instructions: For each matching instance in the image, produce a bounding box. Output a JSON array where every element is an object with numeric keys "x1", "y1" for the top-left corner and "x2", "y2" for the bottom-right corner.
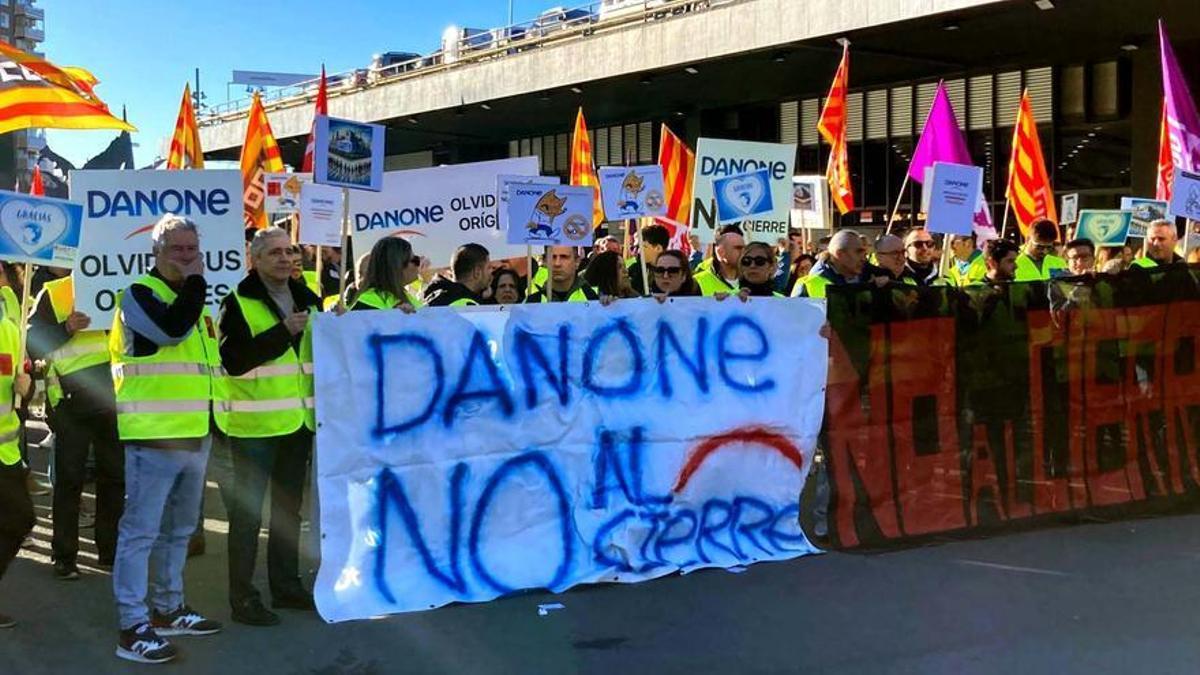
[
  {"x1": 218, "y1": 271, "x2": 320, "y2": 377},
  {"x1": 423, "y1": 274, "x2": 483, "y2": 307}
]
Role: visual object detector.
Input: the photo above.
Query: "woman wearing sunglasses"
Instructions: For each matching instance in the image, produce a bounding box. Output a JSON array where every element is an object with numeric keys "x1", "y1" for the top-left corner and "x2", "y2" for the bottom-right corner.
[
  {"x1": 349, "y1": 236, "x2": 423, "y2": 313},
  {"x1": 650, "y1": 250, "x2": 700, "y2": 302},
  {"x1": 736, "y1": 242, "x2": 785, "y2": 298}
]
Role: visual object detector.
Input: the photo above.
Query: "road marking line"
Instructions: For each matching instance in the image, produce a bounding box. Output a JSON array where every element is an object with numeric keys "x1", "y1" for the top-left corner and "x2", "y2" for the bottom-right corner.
[{"x1": 954, "y1": 559, "x2": 1070, "y2": 577}]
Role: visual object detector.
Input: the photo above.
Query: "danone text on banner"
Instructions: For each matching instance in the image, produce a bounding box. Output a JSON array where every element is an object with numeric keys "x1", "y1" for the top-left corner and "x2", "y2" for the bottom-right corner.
[{"x1": 690, "y1": 139, "x2": 795, "y2": 243}]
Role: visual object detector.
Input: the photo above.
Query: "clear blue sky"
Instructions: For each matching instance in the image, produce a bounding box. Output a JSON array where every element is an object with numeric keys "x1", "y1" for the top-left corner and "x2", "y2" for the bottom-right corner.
[{"x1": 45, "y1": 0, "x2": 546, "y2": 167}]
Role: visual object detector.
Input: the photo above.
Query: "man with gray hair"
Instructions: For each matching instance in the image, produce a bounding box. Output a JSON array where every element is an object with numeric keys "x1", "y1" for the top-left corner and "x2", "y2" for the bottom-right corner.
[
  {"x1": 792, "y1": 229, "x2": 867, "y2": 298},
  {"x1": 1133, "y1": 219, "x2": 1182, "y2": 268},
  {"x1": 109, "y1": 214, "x2": 223, "y2": 664}
]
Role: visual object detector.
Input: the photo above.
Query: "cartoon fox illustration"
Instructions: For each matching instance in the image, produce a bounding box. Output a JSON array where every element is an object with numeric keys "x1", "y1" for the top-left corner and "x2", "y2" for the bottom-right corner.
[
  {"x1": 528, "y1": 189, "x2": 567, "y2": 238},
  {"x1": 618, "y1": 171, "x2": 645, "y2": 213}
]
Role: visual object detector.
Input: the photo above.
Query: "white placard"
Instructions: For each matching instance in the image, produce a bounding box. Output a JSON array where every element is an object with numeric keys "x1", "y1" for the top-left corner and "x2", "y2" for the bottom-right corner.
[
  {"x1": 263, "y1": 172, "x2": 310, "y2": 214},
  {"x1": 497, "y1": 174, "x2": 560, "y2": 233},
  {"x1": 690, "y1": 138, "x2": 796, "y2": 243},
  {"x1": 70, "y1": 170, "x2": 246, "y2": 324},
  {"x1": 597, "y1": 165, "x2": 667, "y2": 220},
  {"x1": 299, "y1": 182, "x2": 344, "y2": 247},
  {"x1": 791, "y1": 175, "x2": 828, "y2": 230}
]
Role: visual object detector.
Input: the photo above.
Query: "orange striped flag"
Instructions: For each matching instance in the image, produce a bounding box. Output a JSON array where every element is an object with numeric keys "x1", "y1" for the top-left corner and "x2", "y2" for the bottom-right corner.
[
  {"x1": 658, "y1": 124, "x2": 694, "y2": 224},
  {"x1": 0, "y1": 40, "x2": 134, "y2": 135},
  {"x1": 1156, "y1": 101, "x2": 1174, "y2": 201},
  {"x1": 301, "y1": 67, "x2": 327, "y2": 173},
  {"x1": 240, "y1": 92, "x2": 284, "y2": 229},
  {"x1": 1005, "y1": 90, "x2": 1057, "y2": 235},
  {"x1": 818, "y1": 43, "x2": 854, "y2": 214},
  {"x1": 569, "y1": 107, "x2": 603, "y2": 228},
  {"x1": 166, "y1": 84, "x2": 204, "y2": 170}
]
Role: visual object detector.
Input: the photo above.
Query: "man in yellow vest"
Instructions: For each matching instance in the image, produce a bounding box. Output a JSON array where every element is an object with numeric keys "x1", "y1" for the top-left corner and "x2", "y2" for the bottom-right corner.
[
  {"x1": 28, "y1": 271, "x2": 122, "y2": 580},
  {"x1": 217, "y1": 227, "x2": 320, "y2": 627},
  {"x1": 1133, "y1": 219, "x2": 1183, "y2": 268},
  {"x1": 694, "y1": 225, "x2": 745, "y2": 296},
  {"x1": 423, "y1": 243, "x2": 493, "y2": 307},
  {"x1": 792, "y1": 229, "x2": 867, "y2": 298},
  {"x1": 901, "y1": 228, "x2": 945, "y2": 286},
  {"x1": 1015, "y1": 218, "x2": 1068, "y2": 281},
  {"x1": 527, "y1": 246, "x2": 599, "y2": 302},
  {"x1": 0, "y1": 316, "x2": 32, "y2": 629},
  {"x1": 982, "y1": 238, "x2": 1020, "y2": 283},
  {"x1": 948, "y1": 232, "x2": 987, "y2": 286},
  {"x1": 111, "y1": 214, "x2": 223, "y2": 664}
]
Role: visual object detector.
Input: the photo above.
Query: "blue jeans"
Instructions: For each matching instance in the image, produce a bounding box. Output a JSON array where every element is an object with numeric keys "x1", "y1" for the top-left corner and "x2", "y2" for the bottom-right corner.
[{"x1": 113, "y1": 438, "x2": 210, "y2": 630}]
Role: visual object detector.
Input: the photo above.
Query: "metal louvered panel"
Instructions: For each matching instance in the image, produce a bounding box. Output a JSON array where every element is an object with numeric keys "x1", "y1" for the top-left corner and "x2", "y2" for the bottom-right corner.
[
  {"x1": 531, "y1": 136, "x2": 543, "y2": 167},
  {"x1": 801, "y1": 98, "x2": 820, "y2": 146},
  {"x1": 916, "y1": 82, "x2": 938, "y2": 130},
  {"x1": 945, "y1": 79, "x2": 966, "y2": 129},
  {"x1": 890, "y1": 86, "x2": 913, "y2": 137},
  {"x1": 509, "y1": 140, "x2": 519, "y2": 158},
  {"x1": 542, "y1": 135, "x2": 555, "y2": 173},
  {"x1": 1061, "y1": 65, "x2": 1085, "y2": 118},
  {"x1": 609, "y1": 126, "x2": 624, "y2": 165},
  {"x1": 968, "y1": 75, "x2": 993, "y2": 130},
  {"x1": 595, "y1": 128, "x2": 608, "y2": 166},
  {"x1": 780, "y1": 100, "x2": 799, "y2": 145},
  {"x1": 556, "y1": 133, "x2": 569, "y2": 173},
  {"x1": 520, "y1": 138, "x2": 531, "y2": 156},
  {"x1": 866, "y1": 89, "x2": 887, "y2": 140},
  {"x1": 1025, "y1": 67, "x2": 1053, "y2": 121},
  {"x1": 996, "y1": 71, "x2": 1022, "y2": 126},
  {"x1": 638, "y1": 122, "x2": 653, "y2": 162},
  {"x1": 1092, "y1": 61, "x2": 1119, "y2": 117},
  {"x1": 624, "y1": 125, "x2": 638, "y2": 164},
  {"x1": 846, "y1": 91, "x2": 863, "y2": 142}
]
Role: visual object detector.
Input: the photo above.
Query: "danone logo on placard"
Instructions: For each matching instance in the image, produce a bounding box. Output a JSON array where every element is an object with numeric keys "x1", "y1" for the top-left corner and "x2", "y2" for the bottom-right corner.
[
  {"x1": 691, "y1": 139, "x2": 796, "y2": 243},
  {"x1": 70, "y1": 170, "x2": 246, "y2": 324}
]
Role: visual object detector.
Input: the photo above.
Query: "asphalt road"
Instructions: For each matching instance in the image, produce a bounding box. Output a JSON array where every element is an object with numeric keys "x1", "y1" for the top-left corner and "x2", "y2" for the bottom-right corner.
[{"x1": 5, "y1": 467, "x2": 1200, "y2": 674}]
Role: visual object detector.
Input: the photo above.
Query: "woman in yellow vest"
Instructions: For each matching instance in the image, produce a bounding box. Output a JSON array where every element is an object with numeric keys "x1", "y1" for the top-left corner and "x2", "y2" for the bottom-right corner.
[
  {"x1": 349, "y1": 236, "x2": 423, "y2": 312},
  {"x1": 216, "y1": 227, "x2": 320, "y2": 627},
  {"x1": 0, "y1": 315, "x2": 32, "y2": 629}
]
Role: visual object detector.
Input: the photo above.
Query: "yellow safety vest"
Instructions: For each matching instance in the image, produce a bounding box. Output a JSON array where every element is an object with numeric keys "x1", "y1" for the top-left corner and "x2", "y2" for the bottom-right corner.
[
  {"x1": 215, "y1": 292, "x2": 314, "y2": 439},
  {"x1": 109, "y1": 274, "x2": 224, "y2": 441},
  {"x1": 1014, "y1": 253, "x2": 1067, "y2": 281},
  {"x1": 449, "y1": 297, "x2": 479, "y2": 307},
  {"x1": 694, "y1": 270, "x2": 738, "y2": 297},
  {"x1": 0, "y1": 286, "x2": 17, "y2": 323},
  {"x1": 351, "y1": 288, "x2": 424, "y2": 311},
  {"x1": 0, "y1": 319, "x2": 20, "y2": 465},
  {"x1": 801, "y1": 275, "x2": 831, "y2": 299},
  {"x1": 42, "y1": 276, "x2": 111, "y2": 408},
  {"x1": 1131, "y1": 257, "x2": 1157, "y2": 269},
  {"x1": 531, "y1": 266, "x2": 549, "y2": 295},
  {"x1": 534, "y1": 285, "x2": 595, "y2": 303},
  {"x1": 301, "y1": 270, "x2": 320, "y2": 297},
  {"x1": 948, "y1": 254, "x2": 987, "y2": 287}
]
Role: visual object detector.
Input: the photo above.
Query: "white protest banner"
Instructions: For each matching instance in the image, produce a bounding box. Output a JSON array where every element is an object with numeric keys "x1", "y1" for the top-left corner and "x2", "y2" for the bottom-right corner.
[
  {"x1": 505, "y1": 185, "x2": 595, "y2": 247},
  {"x1": 1060, "y1": 193, "x2": 1079, "y2": 225},
  {"x1": 497, "y1": 174, "x2": 559, "y2": 233},
  {"x1": 313, "y1": 116, "x2": 385, "y2": 192},
  {"x1": 791, "y1": 175, "x2": 828, "y2": 230},
  {"x1": 1168, "y1": 171, "x2": 1200, "y2": 222},
  {"x1": 299, "y1": 182, "x2": 344, "y2": 247},
  {"x1": 925, "y1": 162, "x2": 983, "y2": 236},
  {"x1": 0, "y1": 191, "x2": 83, "y2": 266},
  {"x1": 70, "y1": 170, "x2": 245, "y2": 324},
  {"x1": 597, "y1": 166, "x2": 667, "y2": 220},
  {"x1": 350, "y1": 157, "x2": 538, "y2": 267},
  {"x1": 1121, "y1": 197, "x2": 1169, "y2": 238},
  {"x1": 313, "y1": 297, "x2": 826, "y2": 621},
  {"x1": 691, "y1": 138, "x2": 795, "y2": 243},
  {"x1": 264, "y1": 172, "x2": 310, "y2": 214}
]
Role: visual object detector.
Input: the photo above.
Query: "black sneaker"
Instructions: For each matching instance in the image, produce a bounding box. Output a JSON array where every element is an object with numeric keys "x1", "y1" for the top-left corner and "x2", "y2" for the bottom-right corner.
[
  {"x1": 231, "y1": 597, "x2": 280, "y2": 626},
  {"x1": 0, "y1": 612, "x2": 15, "y2": 629},
  {"x1": 116, "y1": 623, "x2": 177, "y2": 664},
  {"x1": 151, "y1": 605, "x2": 222, "y2": 636},
  {"x1": 53, "y1": 560, "x2": 80, "y2": 581}
]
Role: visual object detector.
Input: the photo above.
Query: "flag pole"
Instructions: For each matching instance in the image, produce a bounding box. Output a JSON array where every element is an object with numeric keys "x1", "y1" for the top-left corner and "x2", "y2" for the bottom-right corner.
[
  {"x1": 336, "y1": 188, "x2": 350, "y2": 312},
  {"x1": 523, "y1": 244, "x2": 532, "y2": 304},
  {"x1": 14, "y1": 262, "x2": 32, "y2": 407},
  {"x1": 314, "y1": 246, "x2": 324, "y2": 302},
  {"x1": 999, "y1": 199, "x2": 1011, "y2": 240},
  {"x1": 637, "y1": 217, "x2": 650, "y2": 297},
  {"x1": 885, "y1": 174, "x2": 911, "y2": 236}
]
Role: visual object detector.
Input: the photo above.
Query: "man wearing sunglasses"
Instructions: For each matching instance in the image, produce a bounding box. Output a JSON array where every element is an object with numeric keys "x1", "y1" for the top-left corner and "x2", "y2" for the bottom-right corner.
[
  {"x1": 901, "y1": 228, "x2": 943, "y2": 286},
  {"x1": 1015, "y1": 218, "x2": 1067, "y2": 281}
]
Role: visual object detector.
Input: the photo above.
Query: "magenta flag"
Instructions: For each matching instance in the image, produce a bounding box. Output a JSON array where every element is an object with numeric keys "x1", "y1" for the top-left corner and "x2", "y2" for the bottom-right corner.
[
  {"x1": 907, "y1": 81, "x2": 971, "y2": 183},
  {"x1": 1160, "y1": 20, "x2": 1200, "y2": 173}
]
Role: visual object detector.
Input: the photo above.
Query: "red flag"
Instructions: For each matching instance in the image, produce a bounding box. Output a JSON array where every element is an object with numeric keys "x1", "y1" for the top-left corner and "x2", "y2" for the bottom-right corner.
[
  {"x1": 1005, "y1": 90, "x2": 1057, "y2": 235},
  {"x1": 818, "y1": 44, "x2": 854, "y2": 214},
  {"x1": 1156, "y1": 101, "x2": 1175, "y2": 201},
  {"x1": 569, "y1": 108, "x2": 603, "y2": 228},
  {"x1": 29, "y1": 164, "x2": 42, "y2": 196},
  {"x1": 302, "y1": 67, "x2": 327, "y2": 173},
  {"x1": 658, "y1": 124, "x2": 695, "y2": 225}
]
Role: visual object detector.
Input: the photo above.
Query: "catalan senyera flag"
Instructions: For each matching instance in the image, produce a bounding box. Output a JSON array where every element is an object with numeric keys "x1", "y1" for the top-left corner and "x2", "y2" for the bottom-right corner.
[
  {"x1": 166, "y1": 84, "x2": 204, "y2": 170},
  {"x1": 301, "y1": 67, "x2": 327, "y2": 173},
  {"x1": 1005, "y1": 90, "x2": 1056, "y2": 236},
  {"x1": 240, "y1": 92, "x2": 284, "y2": 229},
  {"x1": 658, "y1": 124, "x2": 694, "y2": 225},
  {"x1": 0, "y1": 40, "x2": 134, "y2": 135},
  {"x1": 818, "y1": 44, "x2": 854, "y2": 214},
  {"x1": 1156, "y1": 101, "x2": 1174, "y2": 201},
  {"x1": 569, "y1": 108, "x2": 604, "y2": 228}
]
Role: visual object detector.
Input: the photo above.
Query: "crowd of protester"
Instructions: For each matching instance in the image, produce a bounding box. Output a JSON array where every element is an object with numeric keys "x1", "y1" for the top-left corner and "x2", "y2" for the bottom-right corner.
[{"x1": 0, "y1": 209, "x2": 1192, "y2": 663}]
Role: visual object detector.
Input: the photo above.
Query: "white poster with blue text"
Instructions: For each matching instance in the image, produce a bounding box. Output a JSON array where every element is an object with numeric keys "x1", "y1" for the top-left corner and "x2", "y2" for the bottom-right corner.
[
  {"x1": 313, "y1": 297, "x2": 827, "y2": 621},
  {"x1": 349, "y1": 157, "x2": 538, "y2": 268},
  {"x1": 690, "y1": 138, "x2": 795, "y2": 244},
  {"x1": 70, "y1": 170, "x2": 246, "y2": 324}
]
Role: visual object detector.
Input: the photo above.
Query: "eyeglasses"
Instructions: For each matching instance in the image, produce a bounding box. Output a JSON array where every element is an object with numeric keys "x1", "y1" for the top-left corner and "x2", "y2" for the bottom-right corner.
[
  {"x1": 908, "y1": 241, "x2": 935, "y2": 249},
  {"x1": 652, "y1": 265, "x2": 682, "y2": 276},
  {"x1": 740, "y1": 255, "x2": 772, "y2": 267}
]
